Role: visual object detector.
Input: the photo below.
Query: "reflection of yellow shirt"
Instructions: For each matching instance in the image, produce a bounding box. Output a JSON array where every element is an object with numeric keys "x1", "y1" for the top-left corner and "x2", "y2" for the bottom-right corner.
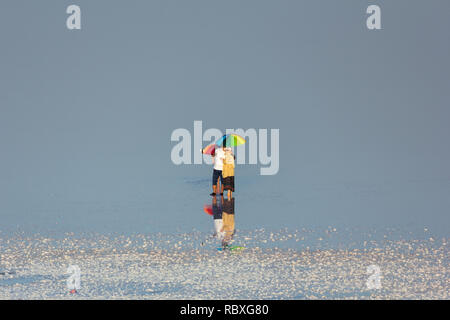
[
  {"x1": 222, "y1": 153, "x2": 235, "y2": 178},
  {"x1": 222, "y1": 212, "x2": 235, "y2": 240}
]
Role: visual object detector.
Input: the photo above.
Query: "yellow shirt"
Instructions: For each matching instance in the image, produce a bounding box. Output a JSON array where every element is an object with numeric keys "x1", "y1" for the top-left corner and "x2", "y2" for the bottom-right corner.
[{"x1": 222, "y1": 153, "x2": 235, "y2": 178}]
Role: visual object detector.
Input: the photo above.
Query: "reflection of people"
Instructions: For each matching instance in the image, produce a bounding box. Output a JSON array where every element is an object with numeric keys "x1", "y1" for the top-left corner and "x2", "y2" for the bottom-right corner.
[
  {"x1": 221, "y1": 197, "x2": 235, "y2": 247},
  {"x1": 210, "y1": 145, "x2": 225, "y2": 196},
  {"x1": 212, "y1": 196, "x2": 224, "y2": 240},
  {"x1": 222, "y1": 148, "x2": 235, "y2": 199}
]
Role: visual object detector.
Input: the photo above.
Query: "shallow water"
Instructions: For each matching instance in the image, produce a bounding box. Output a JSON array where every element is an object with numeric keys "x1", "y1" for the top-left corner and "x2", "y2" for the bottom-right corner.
[
  {"x1": 0, "y1": 175, "x2": 449, "y2": 299},
  {"x1": 1, "y1": 174, "x2": 449, "y2": 237}
]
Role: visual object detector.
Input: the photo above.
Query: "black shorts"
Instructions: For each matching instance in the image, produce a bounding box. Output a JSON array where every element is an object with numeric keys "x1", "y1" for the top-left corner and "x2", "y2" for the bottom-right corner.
[
  {"x1": 223, "y1": 176, "x2": 234, "y2": 192},
  {"x1": 212, "y1": 169, "x2": 223, "y2": 186}
]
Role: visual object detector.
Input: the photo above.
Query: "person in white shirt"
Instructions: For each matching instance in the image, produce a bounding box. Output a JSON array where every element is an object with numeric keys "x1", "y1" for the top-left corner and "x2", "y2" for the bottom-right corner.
[{"x1": 211, "y1": 145, "x2": 225, "y2": 196}]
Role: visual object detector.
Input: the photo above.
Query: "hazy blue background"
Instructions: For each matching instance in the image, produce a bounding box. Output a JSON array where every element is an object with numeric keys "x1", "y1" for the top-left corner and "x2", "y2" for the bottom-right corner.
[{"x1": 0, "y1": 1, "x2": 449, "y2": 237}]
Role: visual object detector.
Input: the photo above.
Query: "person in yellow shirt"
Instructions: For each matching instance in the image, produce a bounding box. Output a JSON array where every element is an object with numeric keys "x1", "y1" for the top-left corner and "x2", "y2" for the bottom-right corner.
[{"x1": 222, "y1": 147, "x2": 235, "y2": 199}]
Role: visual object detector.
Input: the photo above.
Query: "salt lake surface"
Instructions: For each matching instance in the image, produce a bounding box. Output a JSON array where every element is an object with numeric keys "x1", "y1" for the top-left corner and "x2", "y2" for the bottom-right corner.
[{"x1": 0, "y1": 175, "x2": 448, "y2": 299}]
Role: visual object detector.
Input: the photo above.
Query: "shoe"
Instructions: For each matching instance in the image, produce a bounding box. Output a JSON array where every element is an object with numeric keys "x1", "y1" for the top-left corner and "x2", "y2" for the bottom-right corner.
[{"x1": 210, "y1": 193, "x2": 216, "y2": 196}]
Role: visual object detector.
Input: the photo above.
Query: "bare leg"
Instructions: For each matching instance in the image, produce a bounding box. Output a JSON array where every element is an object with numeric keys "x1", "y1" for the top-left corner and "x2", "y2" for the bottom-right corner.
[
  {"x1": 212, "y1": 176, "x2": 219, "y2": 194},
  {"x1": 227, "y1": 190, "x2": 231, "y2": 199}
]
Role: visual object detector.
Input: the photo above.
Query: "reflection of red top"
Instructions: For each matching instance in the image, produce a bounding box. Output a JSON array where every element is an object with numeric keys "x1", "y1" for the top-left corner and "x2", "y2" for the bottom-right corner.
[{"x1": 203, "y1": 204, "x2": 213, "y2": 216}]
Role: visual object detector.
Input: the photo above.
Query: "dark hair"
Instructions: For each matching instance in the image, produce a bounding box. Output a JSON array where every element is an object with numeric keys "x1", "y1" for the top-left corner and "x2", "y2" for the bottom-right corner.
[{"x1": 222, "y1": 135, "x2": 227, "y2": 148}]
